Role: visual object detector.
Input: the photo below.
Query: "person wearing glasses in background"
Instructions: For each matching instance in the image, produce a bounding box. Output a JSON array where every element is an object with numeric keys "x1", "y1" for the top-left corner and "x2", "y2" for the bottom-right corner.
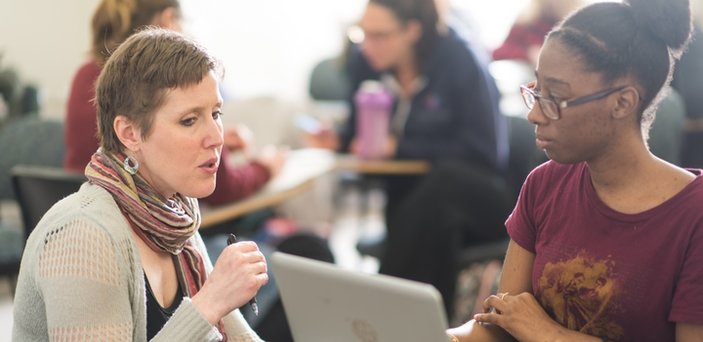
[
  {"x1": 308, "y1": 0, "x2": 511, "y2": 318},
  {"x1": 14, "y1": 29, "x2": 266, "y2": 341},
  {"x1": 64, "y1": 0, "x2": 285, "y2": 207},
  {"x1": 444, "y1": 0, "x2": 703, "y2": 340}
]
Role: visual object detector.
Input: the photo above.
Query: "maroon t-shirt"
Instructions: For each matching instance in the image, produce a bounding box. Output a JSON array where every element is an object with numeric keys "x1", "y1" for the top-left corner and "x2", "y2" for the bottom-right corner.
[
  {"x1": 63, "y1": 60, "x2": 271, "y2": 206},
  {"x1": 507, "y1": 161, "x2": 703, "y2": 341}
]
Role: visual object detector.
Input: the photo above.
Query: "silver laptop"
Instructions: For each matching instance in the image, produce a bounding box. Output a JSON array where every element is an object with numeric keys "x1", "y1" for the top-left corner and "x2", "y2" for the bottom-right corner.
[{"x1": 270, "y1": 252, "x2": 449, "y2": 342}]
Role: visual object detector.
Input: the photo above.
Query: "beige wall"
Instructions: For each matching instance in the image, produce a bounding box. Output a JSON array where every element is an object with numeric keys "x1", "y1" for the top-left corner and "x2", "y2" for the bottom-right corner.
[
  {"x1": 0, "y1": 0, "x2": 523, "y2": 121},
  {"x1": 1, "y1": 0, "x2": 99, "y2": 119},
  {"x1": 0, "y1": 0, "x2": 366, "y2": 120}
]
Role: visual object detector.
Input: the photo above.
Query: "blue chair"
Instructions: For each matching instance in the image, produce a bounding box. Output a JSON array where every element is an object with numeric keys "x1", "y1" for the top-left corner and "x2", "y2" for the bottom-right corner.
[
  {"x1": 0, "y1": 116, "x2": 65, "y2": 199},
  {"x1": 308, "y1": 57, "x2": 349, "y2": 102},
  {"x1": 0, "y1": 116, "x2": 66, "y2": 294}
]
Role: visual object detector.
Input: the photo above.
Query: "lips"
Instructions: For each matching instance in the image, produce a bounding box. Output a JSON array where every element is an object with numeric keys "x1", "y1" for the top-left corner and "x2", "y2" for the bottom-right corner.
[
  {"x1": 199, "y1": 157, "x2": 219, "y2": 174},
  {"x1": 535, "y1": 135, "x2": 552, "y2": 150}
]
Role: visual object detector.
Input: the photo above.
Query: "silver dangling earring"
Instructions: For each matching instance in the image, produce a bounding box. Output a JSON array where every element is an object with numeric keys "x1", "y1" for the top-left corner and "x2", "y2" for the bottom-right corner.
[{"x1": 123, "y1": 156, "x2": 139, "y2": 175}]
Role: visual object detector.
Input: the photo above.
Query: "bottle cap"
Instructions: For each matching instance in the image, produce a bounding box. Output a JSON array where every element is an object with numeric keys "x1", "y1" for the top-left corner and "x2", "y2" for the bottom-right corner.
[{"x1": 359, "y1": 80, "x2": 385, "y2": 94}]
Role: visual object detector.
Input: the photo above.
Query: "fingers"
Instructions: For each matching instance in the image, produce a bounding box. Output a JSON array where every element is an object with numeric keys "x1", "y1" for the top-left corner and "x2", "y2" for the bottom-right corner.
[
  {"x1": 236, "y1": 251, "x2": 266, "y2": 270},
  {"x1": 474, "y1": 311, "x2": 502, "y2": 326},
  {"x1": 248, "y1": 254, "x2": 268, "y2": 275},
  {"x1": 255, "y1": 271, "x2": 269, "y2": 286},
  {"x1": 236, "y1": 248, "x2": 266, "y2": 267},
  {"x1": 241, "y1": 256, "x2": 269, "y2": 295},
  {"x1": 227, "y1": 240, "x2": 259, "y2": 253},
  {"x1": 222, "y1": 241, "x2": 267, "y2": 274},
  {"x1": 482, "y1": 292, "x2": 509, "y2": 313},
  {"x1": 238, "y1": 260, "x2": 268, "y2": 291},
  {"x1": 475, "y1": 293, "x2": 510, "y2": 328}
]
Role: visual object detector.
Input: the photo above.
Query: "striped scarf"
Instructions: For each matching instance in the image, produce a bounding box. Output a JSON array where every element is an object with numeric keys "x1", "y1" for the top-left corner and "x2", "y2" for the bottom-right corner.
[{"x1": 86, "y1": 149, "x2": 227, "y2": 340}]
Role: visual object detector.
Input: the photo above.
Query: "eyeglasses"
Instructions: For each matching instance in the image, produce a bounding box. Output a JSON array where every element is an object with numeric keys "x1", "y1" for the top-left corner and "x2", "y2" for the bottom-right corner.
[
  {"x1": 520, "y1": 82, "x2": 627, "y2": 120},
  {"x1": 347, "y1": 25, "x2": 403, "y2": 44}
]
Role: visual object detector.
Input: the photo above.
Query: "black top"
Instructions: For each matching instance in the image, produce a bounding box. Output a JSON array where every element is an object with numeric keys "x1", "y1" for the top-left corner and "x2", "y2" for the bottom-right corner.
[
  {"x1": 145, "y1": 273, "x2": 184, "y2": 340},
  {"x1": 341, "y1": 27, "x2": 508, "y2": 172}
]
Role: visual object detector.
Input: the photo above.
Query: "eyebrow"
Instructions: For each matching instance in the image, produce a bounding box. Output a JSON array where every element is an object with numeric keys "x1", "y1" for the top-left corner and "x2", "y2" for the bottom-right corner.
[
  {"x1": 177, "y1": 101, "x2": 223, "y2": 117},
  {"x1": 535, "y1": 71, "x2": 572, "y2": 93}
]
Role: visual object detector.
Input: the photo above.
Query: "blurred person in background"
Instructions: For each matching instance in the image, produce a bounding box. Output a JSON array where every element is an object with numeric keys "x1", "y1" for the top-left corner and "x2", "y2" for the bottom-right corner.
[
  {"x1": 307, "y1": 0, "x2": 512, "y2": 318},
  {"x1": 492, "y1": 0, "x2": 586, "y2": 65}
]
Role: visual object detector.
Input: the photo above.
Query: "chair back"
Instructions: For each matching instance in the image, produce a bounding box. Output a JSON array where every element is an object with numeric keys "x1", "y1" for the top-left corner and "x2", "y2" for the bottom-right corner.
[
  {"x1": 11, "y1": 165, "x2": 86, "y2": 239},
  {"x1": 0, "y1": 116, "x2": 65, "y2": 201},
  {"x1": 308, "y1": 57, "x2": 349, "y2": 101}
]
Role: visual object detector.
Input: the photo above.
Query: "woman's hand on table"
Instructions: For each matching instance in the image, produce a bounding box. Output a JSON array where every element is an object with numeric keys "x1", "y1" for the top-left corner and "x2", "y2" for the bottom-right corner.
[
  {"x1": 303, "y1": 127, "x2": 339, "y2": 150},
  {"x1": 349, "y1": 135, "x2": 397, "y2": 159}
]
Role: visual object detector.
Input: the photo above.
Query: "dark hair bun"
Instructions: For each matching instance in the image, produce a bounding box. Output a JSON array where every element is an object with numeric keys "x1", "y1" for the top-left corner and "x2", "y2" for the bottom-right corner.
[{"x1": 626, "y1": 0, "x2": 692, "y2": 52}]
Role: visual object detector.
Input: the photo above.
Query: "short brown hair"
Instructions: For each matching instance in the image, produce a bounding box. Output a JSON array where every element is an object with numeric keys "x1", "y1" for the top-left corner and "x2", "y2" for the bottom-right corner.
[{"x1": 95, "y1": 28, "x2": 223, "y2": 153}]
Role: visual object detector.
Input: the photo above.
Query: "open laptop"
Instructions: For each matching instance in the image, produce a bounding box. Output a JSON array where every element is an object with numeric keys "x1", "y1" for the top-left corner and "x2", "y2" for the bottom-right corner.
[{"x1": 270, "y1": 252, "x2": 449, "y2": 342}]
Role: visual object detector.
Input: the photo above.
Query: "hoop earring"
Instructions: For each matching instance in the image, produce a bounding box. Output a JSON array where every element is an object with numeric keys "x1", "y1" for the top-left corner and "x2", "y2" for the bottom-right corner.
[{"x1": 123, "y1": 156, "x2": 139, "y2": 175}]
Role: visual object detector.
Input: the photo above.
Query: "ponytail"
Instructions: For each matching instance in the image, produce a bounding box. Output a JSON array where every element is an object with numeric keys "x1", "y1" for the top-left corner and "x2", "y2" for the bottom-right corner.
[
  {"x1": 90, "y1": 0, "x2": 181, "y2": 64},
  {"x1": 91, "y1": 0, "x2": 136, "y2": 64}
]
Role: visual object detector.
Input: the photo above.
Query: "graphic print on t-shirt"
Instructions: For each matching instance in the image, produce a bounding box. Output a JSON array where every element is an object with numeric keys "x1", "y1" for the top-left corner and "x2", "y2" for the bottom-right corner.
[{"x1": 537, "y1": 250, "x2": 624, "y2": 341}]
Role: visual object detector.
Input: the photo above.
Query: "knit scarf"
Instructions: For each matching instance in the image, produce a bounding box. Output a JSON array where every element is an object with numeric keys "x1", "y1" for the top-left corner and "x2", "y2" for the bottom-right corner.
[{"x1": 86, "y1": 149, "x2": 227, "y2": 340}]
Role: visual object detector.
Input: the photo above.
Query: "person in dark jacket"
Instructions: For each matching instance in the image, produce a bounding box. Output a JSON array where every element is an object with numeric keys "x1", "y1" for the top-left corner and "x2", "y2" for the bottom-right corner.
[{"x1": 307, "y1": 0, "x2": 512, "y2": 318}]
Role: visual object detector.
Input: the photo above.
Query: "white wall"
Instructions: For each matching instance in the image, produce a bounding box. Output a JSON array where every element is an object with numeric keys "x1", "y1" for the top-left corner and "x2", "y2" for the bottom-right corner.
[
  {"x1": 181, "y1": 0, "x2": 367, "y2": 101},
  {"x1": 0, "y1": 0, "x2": 526, "y2": 120},
  {"x1": 1, "y1": 0, "x2": 99, "y2": 118}
]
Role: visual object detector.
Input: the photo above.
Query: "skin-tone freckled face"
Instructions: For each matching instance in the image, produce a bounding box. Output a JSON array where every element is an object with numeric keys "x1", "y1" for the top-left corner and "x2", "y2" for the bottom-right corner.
[
  {"x1": 133, "y1": 71, "x2": 224, "y2": 199},
  {"x1": 358, "y1": 3, "x2": 416, "y2": 71},
  {"x1": 528, "y1": 38, "x2": 619, "y2": 164}
]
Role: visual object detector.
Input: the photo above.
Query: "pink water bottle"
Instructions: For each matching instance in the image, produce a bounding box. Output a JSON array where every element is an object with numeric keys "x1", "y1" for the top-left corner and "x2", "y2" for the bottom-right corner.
[{"x1": 354, "y1": 80, "x2": 393, "y2": 159}]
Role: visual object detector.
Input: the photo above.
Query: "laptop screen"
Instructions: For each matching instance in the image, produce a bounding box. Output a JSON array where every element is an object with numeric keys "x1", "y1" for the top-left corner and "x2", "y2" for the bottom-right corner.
[{"x1": 270, "y1": 252, "x2": 449, "y2": 342}]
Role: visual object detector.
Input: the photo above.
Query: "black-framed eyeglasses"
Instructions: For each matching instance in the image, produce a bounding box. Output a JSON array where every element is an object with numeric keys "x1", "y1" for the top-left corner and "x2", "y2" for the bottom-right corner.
[{"x1": 520, "y1": 82, "x2": 627, "y2": 120}]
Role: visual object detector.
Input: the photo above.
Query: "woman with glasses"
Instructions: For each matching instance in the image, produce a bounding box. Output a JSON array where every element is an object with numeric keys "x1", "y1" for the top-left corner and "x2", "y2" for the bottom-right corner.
[
  {"x1": 309, "y1": 0, "x2": 511, "y2": 318},
  {"x1": 445, "y1": 0, "x2": 703, "y2": 341}
]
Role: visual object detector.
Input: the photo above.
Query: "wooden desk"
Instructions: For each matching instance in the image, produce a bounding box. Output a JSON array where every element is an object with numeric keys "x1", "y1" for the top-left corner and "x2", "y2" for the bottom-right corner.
[
  {"x1": 200, "y1": 150, "x2": 429, "y2": 228},
  {"x1": 200, "y1": 148, "x2": 336, "y2": 228},
  {"x1": 335, "y1": 155, "x2": 431, "y2": 175}
]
